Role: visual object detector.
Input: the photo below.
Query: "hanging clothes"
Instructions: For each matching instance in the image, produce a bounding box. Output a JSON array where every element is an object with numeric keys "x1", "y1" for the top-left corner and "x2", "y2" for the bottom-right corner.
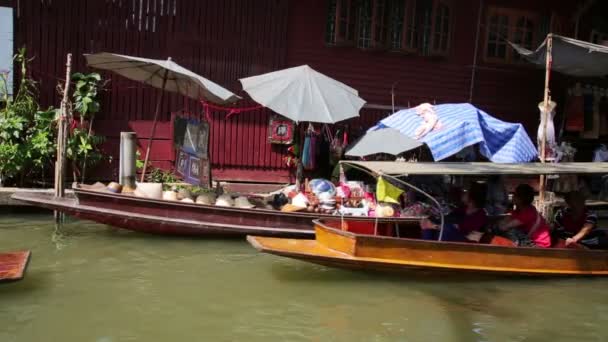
[
  {"x1": 302, "y1": 125, "x2": 318, "y2": 171},
  {"x1": 537, "y1": 101, "x2": 556, "y2": 161},
  {"x1": 583, "y1": 88, "x2": 601, "y2": 139},
  {"x1": 583, "y1": 86, "x2": 595, "y2": 131},
  {"x1": 565, "y1": 86, "x2": 585, "y2": 132},
  {"x1": 600, "y1": 93, "x2": 608, "y2": 136}
]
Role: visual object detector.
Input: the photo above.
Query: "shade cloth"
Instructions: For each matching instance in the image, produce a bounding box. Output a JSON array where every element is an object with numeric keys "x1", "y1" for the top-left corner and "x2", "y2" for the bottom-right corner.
[
  {"x1": 345, "y1": 128, "x2": 423, "y2": 157},
  {"x1": 85, "y1": 52, "x2": 241, "y2": 104},
  {"x1": 341, "y1": 161, "x2": 608, "y2": 176},
  {"x1": 510, "y1": 34, "x2": 608, "y2": 77},
  {"x1": 239, "y1": 65, "x2": 365, "y2": 123},
  {"x1": 372, "y1": 103, "x2": 537, "y2": 163}
]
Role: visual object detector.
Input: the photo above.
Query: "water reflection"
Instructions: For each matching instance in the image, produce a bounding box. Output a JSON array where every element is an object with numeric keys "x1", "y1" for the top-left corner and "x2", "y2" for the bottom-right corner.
[{"x1": 2, "y1": 211, "x2": 608, "y2": 341}]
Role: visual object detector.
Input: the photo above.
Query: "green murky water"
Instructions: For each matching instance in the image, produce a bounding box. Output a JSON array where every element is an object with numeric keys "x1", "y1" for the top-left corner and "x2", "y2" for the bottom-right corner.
[{"x1": 2, "y1": 210, "x2": 608, "y2": 342}]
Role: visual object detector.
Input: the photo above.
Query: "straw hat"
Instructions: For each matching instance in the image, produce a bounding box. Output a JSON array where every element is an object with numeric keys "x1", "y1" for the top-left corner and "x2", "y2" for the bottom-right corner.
[
  {"x1": 196, "y1": 193, "x2": 216, "y2": 205},
  {"x1": 234, "y1": 196, "x2": 256, "y2": 209},
  {"x1": 215, "y1": 194, "x2": 234, "y2": 207}
]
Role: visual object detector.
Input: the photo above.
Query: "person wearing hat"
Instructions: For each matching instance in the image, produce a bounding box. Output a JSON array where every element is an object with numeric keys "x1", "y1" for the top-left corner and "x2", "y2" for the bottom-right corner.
[{"x1": 553, "y1": 191, "x2": 606, "y2": 248}]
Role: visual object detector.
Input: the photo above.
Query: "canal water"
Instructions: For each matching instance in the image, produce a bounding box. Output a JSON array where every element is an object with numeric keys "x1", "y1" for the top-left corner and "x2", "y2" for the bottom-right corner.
[{"x1": 2, "y1": 210, "x2": 608, "y2": 342}]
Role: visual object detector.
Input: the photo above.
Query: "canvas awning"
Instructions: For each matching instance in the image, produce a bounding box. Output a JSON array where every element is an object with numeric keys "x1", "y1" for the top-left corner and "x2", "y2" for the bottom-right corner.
[
  {"x1": 371, "y1": 103, "x2": 537, "y2": 163},
  {"x1": 341, "y1": 161, "x2": 608, "y2": 176},
  {"x1": 510, "y1": 34, "x2": 608, "y2": 77}
]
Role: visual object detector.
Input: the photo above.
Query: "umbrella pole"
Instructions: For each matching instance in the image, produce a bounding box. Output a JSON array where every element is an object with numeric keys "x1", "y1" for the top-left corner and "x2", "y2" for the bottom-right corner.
[
  {"x1": 539, "y1": 34, "x2": 553, "y2": 205},
  {"x1": 141, "y1": 71, "x2": 169, "y2": 182}
]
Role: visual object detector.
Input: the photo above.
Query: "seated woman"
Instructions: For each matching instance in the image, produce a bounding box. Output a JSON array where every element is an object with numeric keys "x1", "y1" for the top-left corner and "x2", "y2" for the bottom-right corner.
[
  {"x1": 497, "y1": 184, "x2": 551, "y2": 248},
  {"x1": 421, "y1": 182, "x2": 487, "y2": 242},
  {"x1": 553, "y1": 191, "x2": 606, "y2": 249}
]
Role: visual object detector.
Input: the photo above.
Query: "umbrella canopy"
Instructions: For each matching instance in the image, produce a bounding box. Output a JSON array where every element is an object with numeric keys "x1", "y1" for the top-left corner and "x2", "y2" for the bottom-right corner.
[
  {"x1": 510, "y1": 35, "x2": 608, "y2": 78},
  {"x1": 346, "y1": 128, "x2": 422, "y2": 157},
  {"x1": 239, "y1": 65, "x2": 365, "y2": 123},
  {"x1": 372, "y1": 103, "x2": 537, "y2": 163},
  {"x1": 84, "y1": 52, "x2": 241, "y2": 104}
]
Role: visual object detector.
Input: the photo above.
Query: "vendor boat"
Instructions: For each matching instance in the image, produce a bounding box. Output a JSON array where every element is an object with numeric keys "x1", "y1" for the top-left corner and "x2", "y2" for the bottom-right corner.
[
  {"x1": 0, "y1": 251, "x2": 31, "y2": 283},
  {"x1": 248, "y1": 219, "x2": 608, "y2": 276},
  {"x1": 247, "y1": 161, "x2": 608, "y2": 277},
  {"x1": 12, "y1": 185, "x2": 421, "y2": 238}
]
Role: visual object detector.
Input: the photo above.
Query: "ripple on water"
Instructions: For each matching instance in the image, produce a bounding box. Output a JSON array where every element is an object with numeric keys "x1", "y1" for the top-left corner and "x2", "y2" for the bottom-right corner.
[{"x1": 3, "y1": 214, "x2": 608, "y2": 341}]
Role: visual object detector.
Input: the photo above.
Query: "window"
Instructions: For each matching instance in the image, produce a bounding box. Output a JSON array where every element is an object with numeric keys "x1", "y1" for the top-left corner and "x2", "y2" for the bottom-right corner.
[
  {"x1": 388, "y1": 0, "x2": 418, "y2": 51},
  {"x1": 356, "y1": 0, "x2": 388, "y2": 49},
  {"x1": 485, "y1": 8, "x2": 540, "y2": 63},
  {"x1": 431, "y1": 0, "x2": 451, "y2": 54},
  {"x1": 326, "y1": 0, "x2": 452, "y2": 55},
  {"x1": 326, "y1": 0, "x2": 358, "y2": 45}
]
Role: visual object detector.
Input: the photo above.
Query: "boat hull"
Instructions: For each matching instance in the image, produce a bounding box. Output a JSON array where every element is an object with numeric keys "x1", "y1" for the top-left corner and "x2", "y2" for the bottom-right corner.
[
  {"x1": 0, "y1": 251, "x2": 31, "y2": 283},
  {"x1": 248, "y1": 220, "x2": 608, "y2": 276},
  {"x1": 12, "y1": 189, "x2": 419, "y2": 238}
]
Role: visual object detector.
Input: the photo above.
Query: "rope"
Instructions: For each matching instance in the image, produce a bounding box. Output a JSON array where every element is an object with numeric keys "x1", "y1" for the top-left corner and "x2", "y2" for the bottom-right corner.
[{"x1": 199, "y1": 100, "x2": 263, "y2": 121}]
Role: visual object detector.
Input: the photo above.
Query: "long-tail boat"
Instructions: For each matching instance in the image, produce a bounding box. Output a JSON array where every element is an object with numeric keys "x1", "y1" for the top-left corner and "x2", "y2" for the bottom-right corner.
[
  {"x1": 0, "y1": 251, "x2": 31, "y2": 283},
  {"x1": 247, "y1": 161, "x2": 608, "y2": 276},
  {"x1": 12, "y1": 185, "x2": 420, "y2": 238},
  {"x1": 249, "y1": 219, "x2": 608, "y2": 276}
]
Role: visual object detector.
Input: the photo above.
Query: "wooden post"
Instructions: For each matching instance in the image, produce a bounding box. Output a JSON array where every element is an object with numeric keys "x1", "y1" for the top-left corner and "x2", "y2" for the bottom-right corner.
[
  {"x1": 140, "y1": 68, "x2": 170, "y2": 182},
  {"x1": 54, "y1": 54, "x2": 73, "y2": 198},
  {"x1": 539, "y1": 34, "x2": 553, "y2": 204}
]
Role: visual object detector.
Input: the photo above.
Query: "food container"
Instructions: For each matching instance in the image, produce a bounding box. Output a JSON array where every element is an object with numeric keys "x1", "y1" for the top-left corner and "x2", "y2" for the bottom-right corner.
[
  {"x1": 107, "y1": 182, "x2": 123, "y2": 194},
  {"x1": 134, "y1": 182, "x2": 163, "y2": 199}
]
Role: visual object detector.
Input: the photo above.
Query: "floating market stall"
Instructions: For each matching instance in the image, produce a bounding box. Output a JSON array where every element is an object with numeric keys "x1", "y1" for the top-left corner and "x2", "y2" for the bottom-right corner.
[{"x1": 248, "y1": 161, "x2": 608, "y2": 277}]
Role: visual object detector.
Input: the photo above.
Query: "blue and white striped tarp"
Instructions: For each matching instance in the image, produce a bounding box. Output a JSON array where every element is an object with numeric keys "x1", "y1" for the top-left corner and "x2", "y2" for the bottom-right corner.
[{"x1": 372, "y1": 103, "x2": 538, "y2": 163}]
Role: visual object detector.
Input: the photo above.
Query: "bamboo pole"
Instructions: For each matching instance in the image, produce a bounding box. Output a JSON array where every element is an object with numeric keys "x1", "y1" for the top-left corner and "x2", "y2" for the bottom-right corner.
[
  {"x1": 54, "y1": 54, "x2": 73, "y2": 198},
  {"x1": 539, "y1": 34, "x2": 553, "y2": 204},
  {"x1": 140, "y1": 69, "x2": 170, "y2": 183}
]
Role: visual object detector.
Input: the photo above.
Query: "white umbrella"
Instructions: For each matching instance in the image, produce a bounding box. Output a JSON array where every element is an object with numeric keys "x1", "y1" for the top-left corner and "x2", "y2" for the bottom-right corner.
[
  {"x1": 239, "y1": 65, "x2": 365, "y2": 123},
  {"x1": 85, "y1": 52, "x2": 241, "y2": 181},
  {"x1": 346, "y1": 128, "x2": 423, "y2": 157}
]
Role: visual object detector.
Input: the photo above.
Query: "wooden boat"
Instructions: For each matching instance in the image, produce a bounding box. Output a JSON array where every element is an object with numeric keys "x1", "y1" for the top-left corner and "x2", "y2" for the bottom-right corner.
[
  {"x1": 11, "y1": 186, "x2": 420, "y2": 238},
  {"x1": 248, "y1": 219, "x2": 608, "y2": 276},
  {"x1": 0, "y1": 251, "x2": 31, "y2": 283},
  {"x1": 248, "y1": 161, "x2": 608, "y2": 276}
]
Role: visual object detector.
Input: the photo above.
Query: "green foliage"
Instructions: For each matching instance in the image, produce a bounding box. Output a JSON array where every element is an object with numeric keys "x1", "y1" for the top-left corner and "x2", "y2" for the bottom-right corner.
[
  {"x1": 68, "y1": 72, "x2": 105, "y2": 183},
  {"x1": 67, "y1": 128, "x2": 105, "y2": 168},
  {"x1": 135, "y1": 150, "x2": 145, "y2": 170},
  {"x1": 147, "y1": 167, "x2": 178, "y2": 184},
  {"x1": 0, "y1": 48, "x2": 57, "y2": 186},
  {"x1": 72, "y1": 72, "x2": 101, "y2": 118}
]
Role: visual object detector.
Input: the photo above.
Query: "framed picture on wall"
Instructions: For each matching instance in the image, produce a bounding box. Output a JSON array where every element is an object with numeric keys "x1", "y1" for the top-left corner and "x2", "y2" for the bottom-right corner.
[
  {"x1": 268, "y1": 115, "x2": 294, "y2": 145},
  {"x1": 176, "y1": 150, "x2": 188, "y2": 176}
]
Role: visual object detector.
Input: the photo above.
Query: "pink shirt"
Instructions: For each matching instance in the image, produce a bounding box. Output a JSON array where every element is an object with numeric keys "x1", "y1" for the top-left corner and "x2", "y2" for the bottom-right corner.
[{"x1": 510, "y1": 206, "x2": 552, "y2": 248}]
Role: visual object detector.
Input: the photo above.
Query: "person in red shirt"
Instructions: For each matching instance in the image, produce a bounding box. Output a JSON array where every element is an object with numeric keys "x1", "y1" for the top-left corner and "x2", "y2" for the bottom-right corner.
[
  {"x1": 421, "y1": 182, "x2": 487, "y2": 242},
  {"x1": 553, "y1": 191, "x2": 606, "y2": 248},
  {"x1": 498, "y1": 184, "x2": 552, "y2": 248}
]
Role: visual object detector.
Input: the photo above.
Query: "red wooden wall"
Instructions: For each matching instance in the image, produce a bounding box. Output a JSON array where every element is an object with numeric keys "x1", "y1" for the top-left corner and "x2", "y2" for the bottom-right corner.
[
  {"x1": 8, "y1": 0, "x2": 585, "y2": 183},
  {"x1": 12, "y1": 0, "x2": 292, "y2": 183},
  {"x1": 286, "y1": 0, "x2": 580, "y2": 132}
]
